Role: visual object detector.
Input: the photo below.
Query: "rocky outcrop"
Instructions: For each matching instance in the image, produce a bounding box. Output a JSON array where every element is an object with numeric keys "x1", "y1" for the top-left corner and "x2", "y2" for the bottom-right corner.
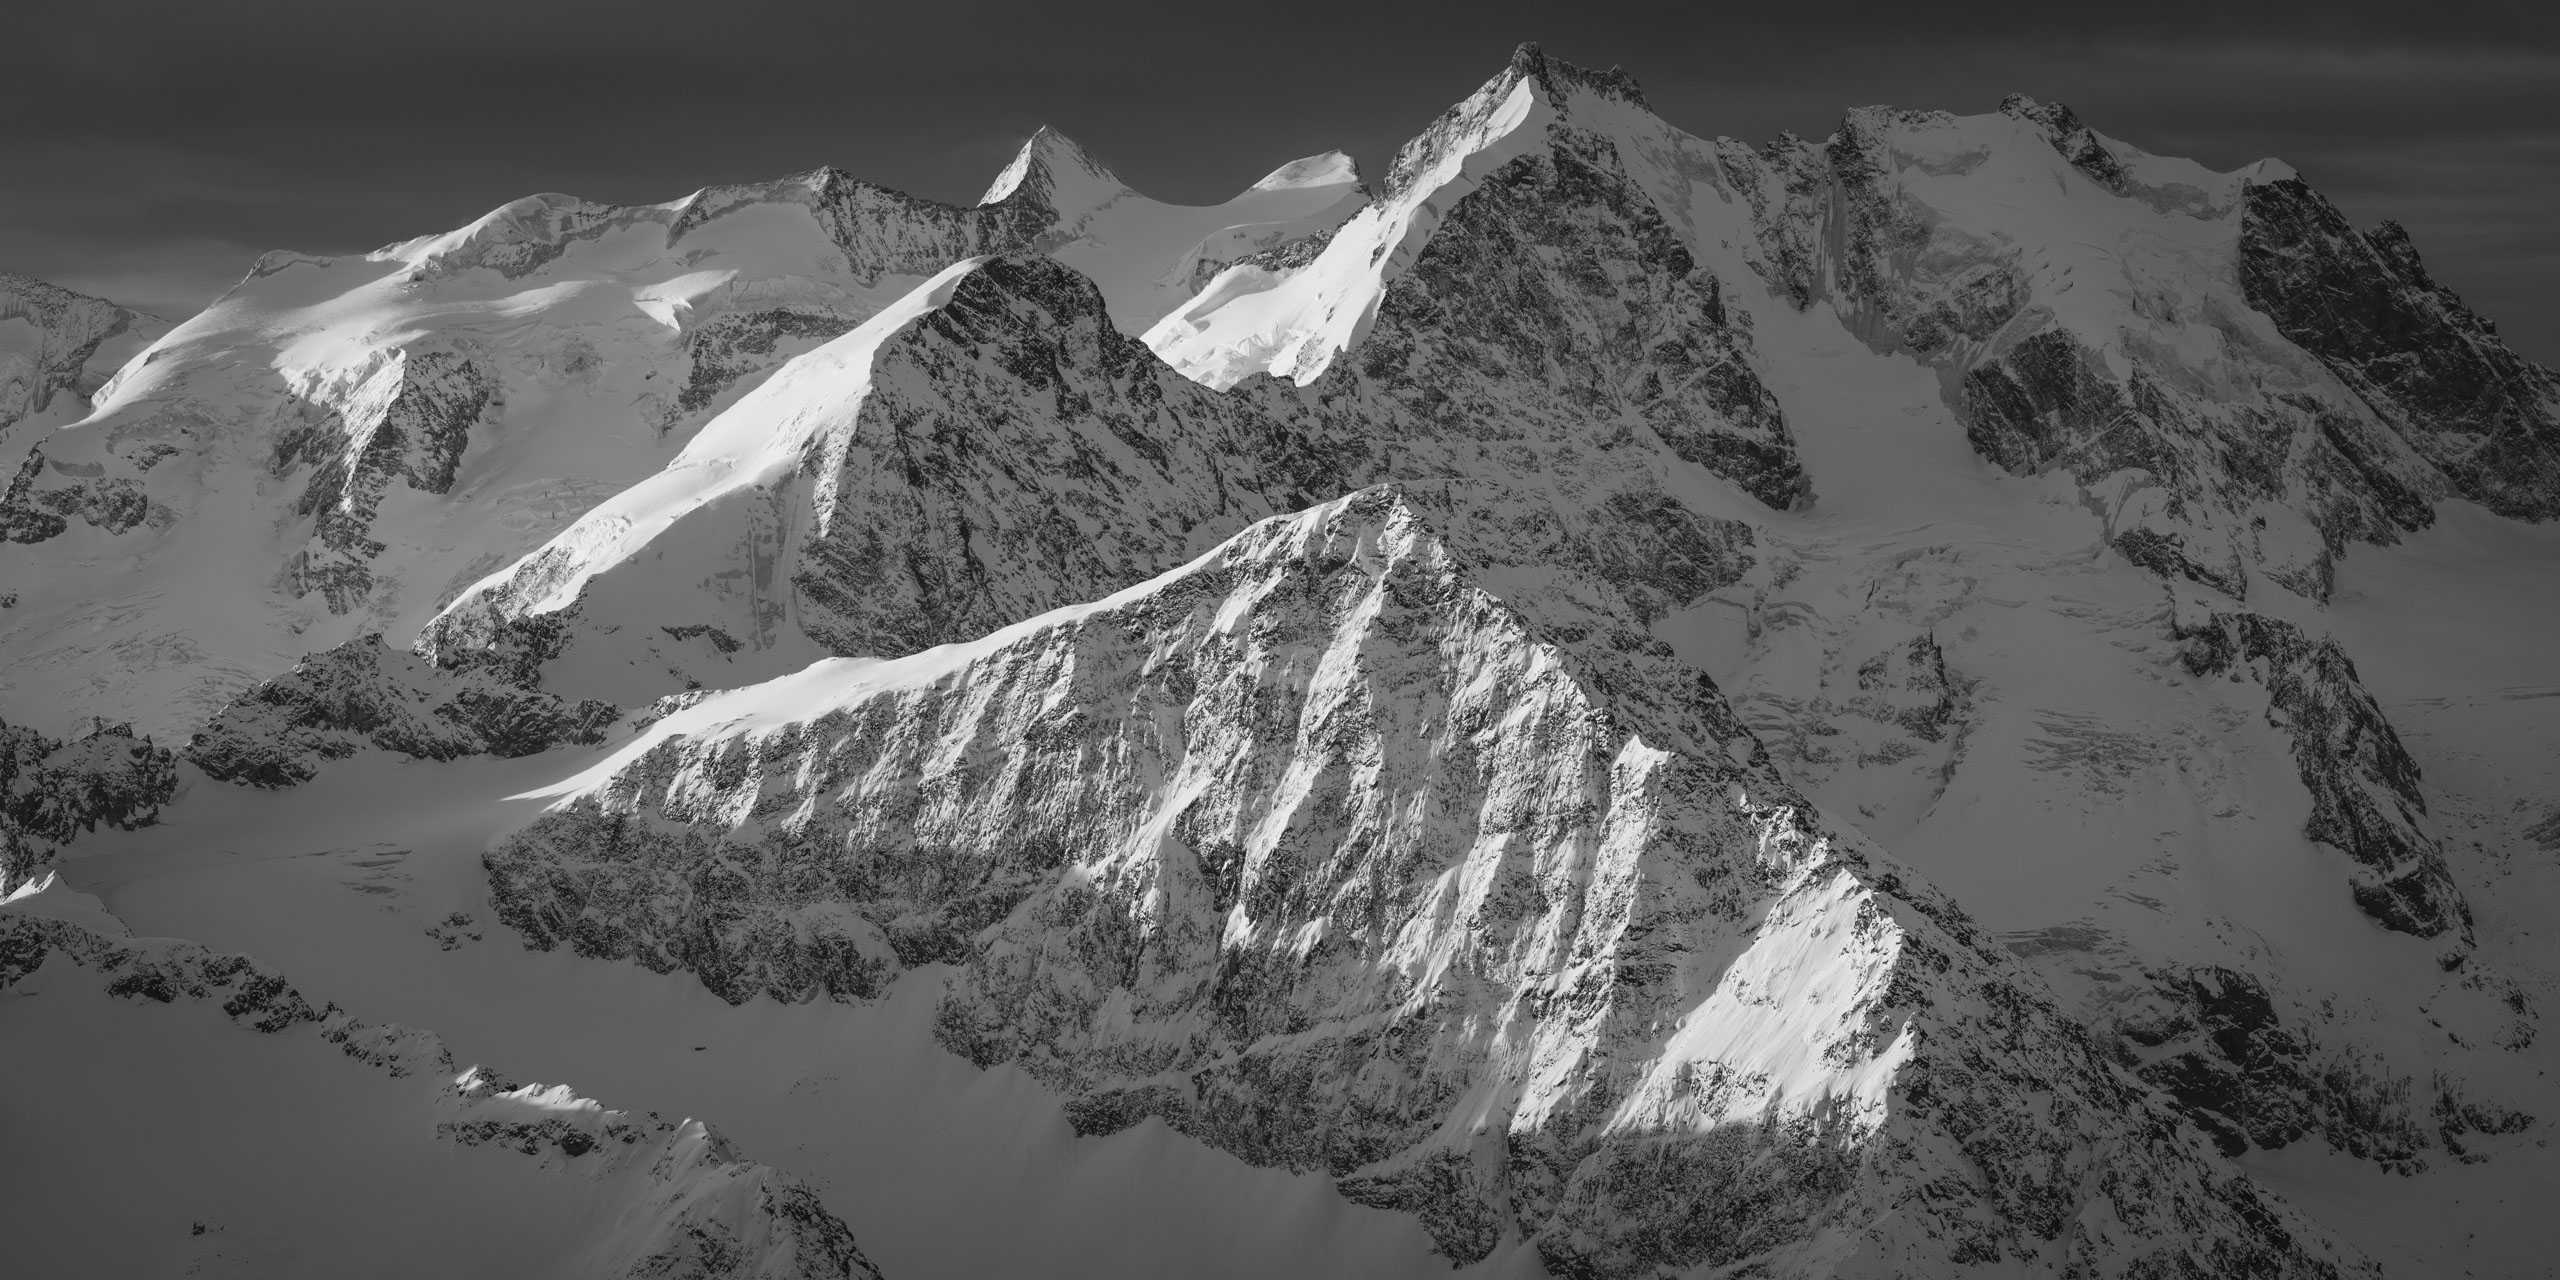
[
  {"x1": 0, "y1": 439, "x2": 154, "y2": 543},
  {"x1": 485, "y1": 491, "x2": 2368, "y2": 1277},
  {"x1": 185, "y1": 634, "x2": 617, "y2": 787},
  {"x1": 2172, "y1": 608, "x2": 2468, "y2": 938},
  {"x1": 0, "y1": 272, "x2": 162, "y2": 439},
  {"x1": 2240, "y1": 179, "x2": 2560, "y2": 521},
  {"x1": 1694, "y1": 92, "x2": 2560, "y2": 619},
  {"x1": 2088, "y1": 960, "x2": 2536, "y2": 1177},
  {"x1": 0, "y1": 125, "x2": 1359, "y2": 744},
  {"x1": 425, "y1": 156, "x2": 1799, "y2": 720},
  {"x1": 1999, "y1": 95, "x2": 2133, "y2": 194},
  {"x1": 273, "y1": 346, "x2": 502, "y2": 612},
  {"x1": 1682, "y1": 89, "x2": 2543, "y2": 952},
  {"x1": 0, "y1": 715, "x2": 177, "y2": 893},
  {"x1": 0, "y1": 901, "x2": 881, "y2": 1280},
  {"x1": 395, "y1": 173, "x2": 996, "y2": 288},
  {"x1": 1350, "y1": 119, "x2": 1806, "y2": 511},
  {"x1": 668, "y1": 310, "x2": 866, "y2": 428},
  {"x1": 1741, "y1": 108, "x2": 2449, "y2": 605}
]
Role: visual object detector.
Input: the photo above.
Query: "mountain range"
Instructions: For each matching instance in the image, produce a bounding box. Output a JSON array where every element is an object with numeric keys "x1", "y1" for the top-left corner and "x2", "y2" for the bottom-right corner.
[{"x1": 4, "y1": 43, "x2": 2556, "y2": 1279}]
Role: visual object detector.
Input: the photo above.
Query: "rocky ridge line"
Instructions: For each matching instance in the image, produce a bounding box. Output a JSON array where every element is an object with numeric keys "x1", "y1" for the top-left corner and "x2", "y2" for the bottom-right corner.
[{"x1": 484, "y1": 489, "x2": 2370, "y2": 1278}]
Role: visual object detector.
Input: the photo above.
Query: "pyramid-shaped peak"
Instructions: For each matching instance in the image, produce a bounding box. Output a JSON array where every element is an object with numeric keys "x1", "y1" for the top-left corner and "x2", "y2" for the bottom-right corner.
[{"x1": 978, "y1": 125, "x2": 1127, "y2": 208}]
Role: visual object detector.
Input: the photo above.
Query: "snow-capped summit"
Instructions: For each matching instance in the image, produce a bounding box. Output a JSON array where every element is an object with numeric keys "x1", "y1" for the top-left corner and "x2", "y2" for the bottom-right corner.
[
  {"x1": 976, "y1": 124, "x2": 1127, "y2": 208},
  {"x1": 1148, "y1": 41, "x2": 1597, "y2": 387},
  {"x1": 0, "y1": 137, "x2": 1362, "y2": 739},
  {"x1": 977, "y1": 126, "x2": 1371, "y2": 328}
]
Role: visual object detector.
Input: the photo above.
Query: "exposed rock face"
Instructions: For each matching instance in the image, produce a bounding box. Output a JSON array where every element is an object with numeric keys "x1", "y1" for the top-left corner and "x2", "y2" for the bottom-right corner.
[
  {"x1": 1350, "y1": 120, "x2": 1805, "y2": 511},
  {"x1": 0, "y1": 272, "x2": 162, "y2": 440},
  {"x1": 1663, "y1": 88, "x2": 2537, "y2": 619},
  {"x1": 184, "y1": 635, "x2": 617, "y2": 788},
  {"x1": 0, "y1": 715, "x2": 177, "y2": 893},
  {"x1": 1, "y1": 436, "x2": 154, "y2": 543},
  {"x1": 2109, "y1": 964, "x2": 2470, "y2": 1172},
  {"x1": 2240, "y1": 179, "x2": 2560, "y2": 522},
  {"x1": 2171, "y1": 608, "x2": 2467, "y2": 938},
  {"x1": 2000, "y1": 95, "x2": 2133, "y2": 194},
  {"x1": 422, "y1": 152, "x2": 1801, "y2": 713},
  {"x1": 0, "y1": 903, "x2": 880, "y2": 1280},
  {"x1": 1687, "y1": 88, "x2": 2560, "y2": 952},
  {"x1": 669, "y1": 309, "x2": 866, "y2": 428},
  {"x1": 390, "y1": 153, "x2": 1079, "y2": 293},
  {"x1": 486, "y1": 491, "x2": 2368, "y2": 1277},
  {"x1": 272, "y1": 346, "x2": 503, "y2": 612},
  {"x1": 1728, "y1": 99, "x2": 2455, "y2": 607},
  {"x1": 0, "y1": 131, "x2": 1360, "y2": 742}
]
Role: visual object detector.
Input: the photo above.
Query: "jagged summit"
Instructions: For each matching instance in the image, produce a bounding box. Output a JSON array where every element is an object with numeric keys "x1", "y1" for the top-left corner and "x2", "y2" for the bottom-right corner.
[
  {"x1": 1371, "y1": 43, "x2": 1655, "y2": 203},
  {"x1": 1503, "y1": 40, "x2": 1648, "y2": 107}
]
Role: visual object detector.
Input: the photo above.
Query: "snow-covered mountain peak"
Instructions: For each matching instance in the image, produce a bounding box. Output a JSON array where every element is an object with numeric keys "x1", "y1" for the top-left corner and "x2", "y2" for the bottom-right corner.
[
  {"x1": 486, "y1": 481, "x2": 2374, "y2": 1277},
  {"x1": 0, "y1": 125, "x2": 1367, "y2": 738},
  {"x1": 1149, "y1": 48, "x2": 1602, "y2": 387},
  {"x1": 1372, "y1": 45, "x2": 1571, "y2": 202},
  {"x1": 1502, "y1": 40, "x2": 1648, "y2": 110},
  {"x1": 976, "y1": 124, "x2": 1128, "y2": 210}
]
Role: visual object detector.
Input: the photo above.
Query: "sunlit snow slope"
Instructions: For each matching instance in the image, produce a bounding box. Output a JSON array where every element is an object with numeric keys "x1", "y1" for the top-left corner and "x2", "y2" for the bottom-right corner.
[{"x1": 0, "y1": 138, "x2": 1360, "y2": 739}]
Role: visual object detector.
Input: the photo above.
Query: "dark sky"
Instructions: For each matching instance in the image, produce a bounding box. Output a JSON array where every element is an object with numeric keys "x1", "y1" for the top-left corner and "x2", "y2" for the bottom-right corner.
[{"x1": 7, "y1": 1, "x2": 2555, "y2": 361}]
